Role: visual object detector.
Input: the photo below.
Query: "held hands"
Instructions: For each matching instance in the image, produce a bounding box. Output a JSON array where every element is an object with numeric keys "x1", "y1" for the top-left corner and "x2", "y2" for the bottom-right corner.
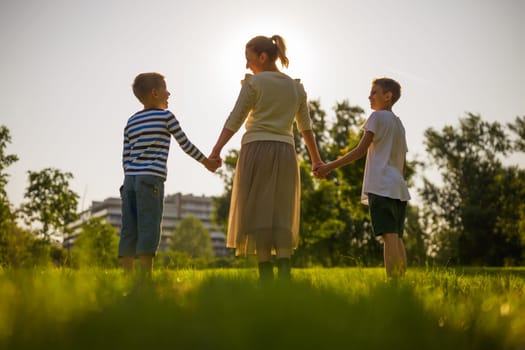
[
  {"x1": 312, "y1": 161, "x2": 325, "y2": 179},
  {"x1": 203, "y1": 156, "x2": 222, "y2": 173},
  {"x1": 203, "y1": 149, "x2": 223, "y2": 173},
  {"x1": 313, "y1": 161, "x2": 333, "y2": 179}
]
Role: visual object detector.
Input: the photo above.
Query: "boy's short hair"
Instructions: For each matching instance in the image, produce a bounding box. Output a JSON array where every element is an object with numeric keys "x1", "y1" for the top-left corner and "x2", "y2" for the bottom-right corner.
[
  {"x1": 132, "y1": 72, "x2": 165, "y2": 103},
  {"x1": 373, "y1": 78, "x2": 401, "y2": 105}
]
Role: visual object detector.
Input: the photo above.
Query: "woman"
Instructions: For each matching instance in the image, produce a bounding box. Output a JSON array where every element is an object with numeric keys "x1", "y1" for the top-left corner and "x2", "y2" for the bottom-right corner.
[{"x1": 209, "y1": 35, "x2": 323, "y2": 282}]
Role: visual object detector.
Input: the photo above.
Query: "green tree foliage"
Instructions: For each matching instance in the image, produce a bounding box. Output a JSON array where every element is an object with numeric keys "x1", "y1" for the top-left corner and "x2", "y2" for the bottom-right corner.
[
  {"x1": 508, "y1": 116, "x2": 525, "y2": 152},
  {"x1": 0, "y1": 221, "x2": 57, "y2": 267},
  {"x1": 0, "y1": 126, "x2": 19, "y2": 263},
  {"x1": 294, "y1": 100, "x2": 329, "y2": 160},
  {"x1": 8, "y1": 227, "x2": 54, "y2": 267},
  {"x1": 213, "y1": 100, "x2": 422, "y2": 267},
  {"x1": 420, "y1": 113, "x2": 524, "y2": 265},
  {"x1": 213, "y1": 149, "x2": 239, "y2": 232},
  {"x1": 0, "y1": 126, "x2": 18, "y2": 200},
  {"x1": 170, "y1": 215, "x2": 213, "y2": 259},
  {"x1": 20, "y1": 168, "x2": 79, "y2": 241},
  {"x1": 0, "y1": 126, "x2": 66, "y2": 268},
  {"x1": 72, "y1": 217, "x2": 119, "y2": 268}
]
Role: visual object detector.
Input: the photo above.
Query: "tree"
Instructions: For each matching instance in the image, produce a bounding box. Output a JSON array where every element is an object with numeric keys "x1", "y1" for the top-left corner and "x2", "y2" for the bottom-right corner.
[
  {"x1": 293, "y1": 100, "x2": 329, "y2": 160},
  {"x1": 420, "y1": 113, "x2": 524, "y2": 265},
  {"x1": 20, "y1": 168, "x2": 79, "y2": 241},
  {"x1": 402, "y1": 205, "x2": 429, "y2": 266},
  {"x1": 0, "y1": 126, "x2": 18, "y2": 200},
  {"x1": 170, "y1": 215, "x2": 213, "y2": 259},
  {"x1": 72, "y1": 217, "x2": 119, "y2": 268},
  {"x1": 10, "y1": 228, "x2": 55, "y2": 267},
  {"x1": 0, "y1": 127, "x2": 74, "y2": 268},
  {"x1": 0, "y1": 125, "x2": 19, "y2": 265},
  {"x1": 508, "y1": 116, "x2": 525, "y2": 152},
  {"x1": 212, "y1": 149, "x2": 239, "y2": 233},
  {"x1": 329, "y1": 100, "x2": 365, "y2": 151}
]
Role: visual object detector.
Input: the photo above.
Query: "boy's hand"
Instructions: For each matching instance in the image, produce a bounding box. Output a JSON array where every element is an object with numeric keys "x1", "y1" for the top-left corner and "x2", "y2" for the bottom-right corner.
[{"x1": 203, "y1": 157, "x2": 222, "y2": 173}]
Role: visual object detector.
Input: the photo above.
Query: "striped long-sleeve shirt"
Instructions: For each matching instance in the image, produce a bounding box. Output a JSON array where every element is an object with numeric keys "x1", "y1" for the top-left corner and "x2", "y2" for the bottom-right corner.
[{"x1": 122, "y1": 109, "x2": 205, "y2": 179}]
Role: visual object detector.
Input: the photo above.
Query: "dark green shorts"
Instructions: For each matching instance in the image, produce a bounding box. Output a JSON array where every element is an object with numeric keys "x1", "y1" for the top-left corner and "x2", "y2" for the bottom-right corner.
[{"x1": 368, "y1": 193, "x2": 407, "y2": 237}]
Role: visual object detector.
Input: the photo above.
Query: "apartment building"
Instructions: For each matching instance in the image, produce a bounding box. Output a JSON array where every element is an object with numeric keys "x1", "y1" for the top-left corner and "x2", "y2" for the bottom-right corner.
[{"x1": 65, "y1": 193, "x2": 228, "y2": 257}]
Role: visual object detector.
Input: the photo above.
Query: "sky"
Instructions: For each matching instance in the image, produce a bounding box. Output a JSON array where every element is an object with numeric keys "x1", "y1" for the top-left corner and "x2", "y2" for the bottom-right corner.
[{"x1": 1, "y1": 0, "x2": 524, "y2": 211}]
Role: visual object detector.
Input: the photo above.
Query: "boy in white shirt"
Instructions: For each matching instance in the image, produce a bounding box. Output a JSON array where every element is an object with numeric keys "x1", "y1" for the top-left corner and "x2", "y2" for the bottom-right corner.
[{"x1": 315, "y1": 78, "x2": 410, "y2": 278}]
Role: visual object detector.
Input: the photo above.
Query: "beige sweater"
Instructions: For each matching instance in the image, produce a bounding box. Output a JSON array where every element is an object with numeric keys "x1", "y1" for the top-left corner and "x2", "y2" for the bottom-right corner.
[{"x1": 224, "y1": 71, "x2": 313, "y2": 145}]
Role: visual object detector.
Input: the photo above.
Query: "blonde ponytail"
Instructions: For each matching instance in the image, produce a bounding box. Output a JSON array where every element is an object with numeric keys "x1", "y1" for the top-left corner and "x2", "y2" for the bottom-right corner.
[
  {"x1": 246, "y1": 35, "x2": 289, "y2": 68},
  {"x1": 271, "y1": 35, "x2": 289, "y2": 68}
]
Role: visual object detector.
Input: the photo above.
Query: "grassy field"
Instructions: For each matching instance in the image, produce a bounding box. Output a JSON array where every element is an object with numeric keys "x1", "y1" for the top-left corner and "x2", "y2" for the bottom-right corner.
[{"x1": 1, "y1": 267, "x2": 524, "y2": 350}]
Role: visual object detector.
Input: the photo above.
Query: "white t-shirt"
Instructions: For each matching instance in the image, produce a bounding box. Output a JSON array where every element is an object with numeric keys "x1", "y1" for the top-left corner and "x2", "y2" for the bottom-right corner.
[{"x1": 361, "y1": 110, "x2": 411, "y2": 205}]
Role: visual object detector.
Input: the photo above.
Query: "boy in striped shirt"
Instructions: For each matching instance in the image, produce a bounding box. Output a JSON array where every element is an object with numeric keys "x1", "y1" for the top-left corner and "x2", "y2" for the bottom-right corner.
[{"x1": 119, "y1": 72, "x2": 220, "y2": 276}]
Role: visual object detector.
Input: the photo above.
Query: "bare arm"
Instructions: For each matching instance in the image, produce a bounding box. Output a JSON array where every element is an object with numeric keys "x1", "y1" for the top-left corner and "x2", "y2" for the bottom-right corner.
[
  {"x1": 316, "y1": 130, "x2": 374, "y2": 177},
  {"x1": 209, "y1": 127, "x2": 235, "y2": 161},
  {"x1": 301, "y1": 129, "x2": 324, "y2": 170},
  {"x1": 332, "y1": 130, "x2": 373, "y2": 167}
]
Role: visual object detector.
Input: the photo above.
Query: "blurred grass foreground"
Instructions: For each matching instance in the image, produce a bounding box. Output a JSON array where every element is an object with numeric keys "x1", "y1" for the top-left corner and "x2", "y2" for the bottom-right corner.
[{"x1": 1, "y1": 267, "x2": 524, "y2": 350}]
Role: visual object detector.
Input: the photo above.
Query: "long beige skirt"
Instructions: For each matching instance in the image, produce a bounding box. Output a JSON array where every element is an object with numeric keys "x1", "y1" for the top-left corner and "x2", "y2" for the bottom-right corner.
[{"x1": 227, "y1": 141, "x2": 300, "y2": 256}]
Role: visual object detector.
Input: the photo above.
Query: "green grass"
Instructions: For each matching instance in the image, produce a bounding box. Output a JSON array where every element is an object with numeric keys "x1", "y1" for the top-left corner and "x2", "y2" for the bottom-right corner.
[{"x1": 1, "y1": 267, "x2": 524, "y2": 349}]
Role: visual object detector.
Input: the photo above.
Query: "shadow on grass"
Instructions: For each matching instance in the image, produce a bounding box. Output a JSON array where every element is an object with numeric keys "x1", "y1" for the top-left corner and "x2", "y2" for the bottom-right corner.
[{"x1": 7, "y1": 276, "x2": 508, "y2": 350}]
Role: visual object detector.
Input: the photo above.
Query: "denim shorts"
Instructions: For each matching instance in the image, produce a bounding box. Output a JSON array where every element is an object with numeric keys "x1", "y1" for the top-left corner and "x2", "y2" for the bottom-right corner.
[
  {"x1": 118, "y1": 175, "x2": 165, "y2": 257},
  {"x1": 368, "y1": 193, "x2": 407, "y2": 237}
]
